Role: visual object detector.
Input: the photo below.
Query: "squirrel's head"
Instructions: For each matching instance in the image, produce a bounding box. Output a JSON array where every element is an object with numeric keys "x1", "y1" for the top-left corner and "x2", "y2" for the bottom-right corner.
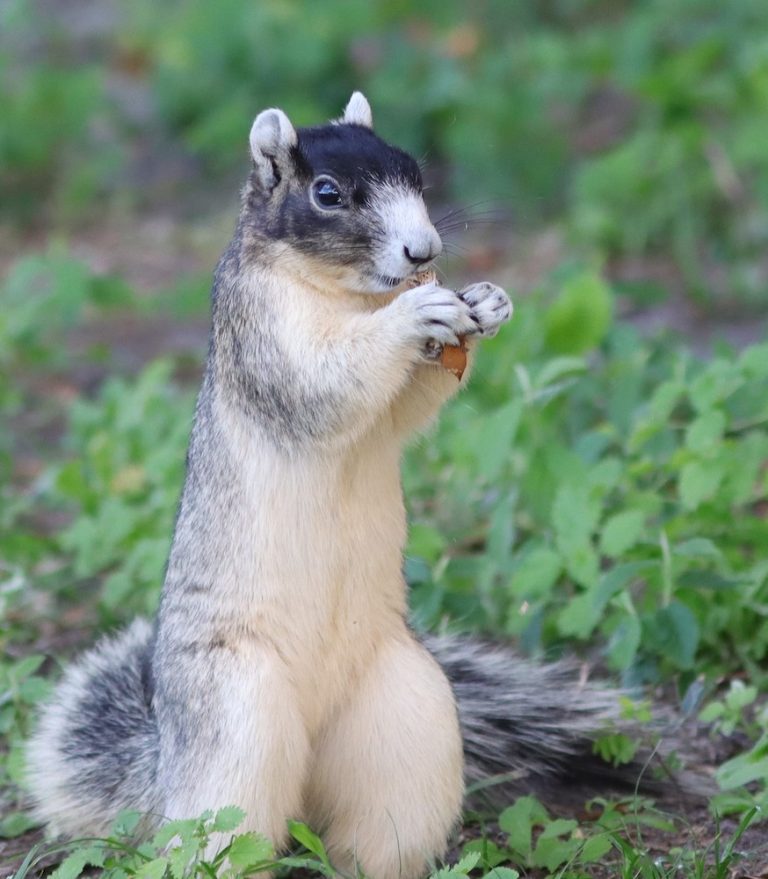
[{"x1": 243, "y1": 92, "x2": 442, "y2": 294}]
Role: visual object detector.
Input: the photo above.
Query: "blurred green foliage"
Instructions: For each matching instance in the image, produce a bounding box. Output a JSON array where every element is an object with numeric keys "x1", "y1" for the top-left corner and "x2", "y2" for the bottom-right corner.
[{"x1": 3, "y1": 0, "x2": 768, "y2": 303}]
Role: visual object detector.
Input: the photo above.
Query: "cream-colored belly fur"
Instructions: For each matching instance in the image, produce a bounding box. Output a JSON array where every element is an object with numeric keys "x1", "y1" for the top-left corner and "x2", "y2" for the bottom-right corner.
[{"x1": 177, "y1": 395, "x2": 464, "y2": 879}]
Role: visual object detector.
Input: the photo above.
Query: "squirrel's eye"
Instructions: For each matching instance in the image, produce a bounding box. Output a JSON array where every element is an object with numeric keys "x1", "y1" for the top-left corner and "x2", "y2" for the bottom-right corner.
[{"x1": 312, "y1": 178, "x2": 344, "y2": 209}]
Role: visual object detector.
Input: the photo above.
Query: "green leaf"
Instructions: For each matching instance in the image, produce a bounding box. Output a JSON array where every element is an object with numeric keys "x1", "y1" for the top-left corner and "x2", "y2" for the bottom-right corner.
[
  {"x1": 724, "y1": 681, "x2": 758, "y2": 712},
  {"x1": 673, "y1": 538, "x2": 722, "y2": 560},
  {"x1": 7, "y1": 741, "x2": 28, "y2": 785},
  {"x1": 486, "y1": 493, "x2": 516, "y2": 567},
  {"x1": 598, "y1": 561, "x2": 655, "y2": 603},
  {"x1": 557, "y1": 593, "x2": 599, "y2": 640},
  {"x1": 461, "y1": 839, "x2": 508, "y2": 869},
  {"x1": 531, "y1": 822, "x2": 581, "y2": 871},
  {"x1": 587, "y1": 457, "x2": 622, "y2": 492},
  {"x1": 552, "y1": 481, "x2": 601, "y2": 586},
  {"x1": 287, "y1": 820, "x2": 332, "y2": 868},
  {"x1": 557, "y1": 562, "x2": 651, "y2": 639},
  {"x1": 211, "y1": 805, "x2": 245, "y2": 833},
  {"x1": 408, "y1": 523, "x2": 447, "y2": 565},
  {"x1": 226, "y1": 832, "x2": 274, "y2": 869},
  {"x1": 599, "y1": 510, "x2": 645, "y2": 557},
  {"x1": 452, "y1": 851, "x2": 481, "y2": 873},
  {"x1": 650, "y1": 602, "x2": 700, "y2": 669},
  {"x1": 112, "y1": 809, "x2": 143, "y2": 837},
  {"x1": 580, "y1": 834, "x2": 613, "y2": 862},
  {"x1": 698, "y1": 701, "x2": 725, "y2": 723},
  {"x1": 168, "y1": 841, "x2": 199, "y2": 879},
  {"x1": 499, "y1": 797, "x2": 548, "y2": 858},
  {"x1": 649, "y1": 381, "x2": 684, "y2": 421},
  {"x1": 628, "y1": 381, "x2": 683, "y2": 451},
  {"x1": 685, "y1": 409, "x2": 726, "y2": 456},
  {"x1": 480, "y1": 869, "x2": 519, "y2": 879},
  {"x1": 679, "y1": 460, "x2": 723, "y2": 511},
  {"x1": 690, "y1": 360, "x2": 742, "y2": 411},
  {"x1": 562, "y1": 541, "x2": 599, "y2": 588},
  {"x1": 472, "y1": 400, "x2": 523, "y2": 482},
  {"x1": 535, "y1": 357, "x2": 586, "y2": 388},
  {"x1": 19, "y1": 675, "x2": 52, "y2": 705},
  {"x1": 552, "y1": 482, "x2": 600, "y2": 544},
  {"x1": 9, "y1": 655, "x2": 46, "y2": 681},
  {"x1": 509, "y1": 546, "x2": 561, "y2": 598},
  {"x1": 136, "y1": 857, "x2": 169, "y2": 879},
  {"x1": 717, "y1": 736, "x2": 768, "y2": 789},
  {"x1": 0, "y1": 811, "x2": 39, "y2": 838},
  {"x1": 102, "y1": 570, "x2": 136, "y2": 609},
  {"x1": 544, "y1": 271, "x2": 613, "y2": 355},
  {"x1": 539, "y1": 818, "x2": 578, "y2": 837},
  {"x1": 151, "y1": 818, "x2": 198, "y2": 848},
  {"x1": 592, "y1": 733, "x2": 638, "y2": 767},
  {"x1": 279, "y1": 855, "x2": 334, "y2": 873},
  {"x1": 606, "y1": 615, "x2": 641, "y2": 670},
  {"x1": 51, "y1": 846, "x2": 106, "y2": 879},
  {"x1": 677, "y1": 571, "x2": 744, "y2": 591}
]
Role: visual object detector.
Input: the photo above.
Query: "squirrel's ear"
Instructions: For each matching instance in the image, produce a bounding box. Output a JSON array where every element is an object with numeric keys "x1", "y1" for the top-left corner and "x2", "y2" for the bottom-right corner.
[
  {"x1": 249, "y1": 108, "x2": 298, "y2": 191},
  {"x1": 341, "y1": 92, "x2": 373, "y2": 129}
]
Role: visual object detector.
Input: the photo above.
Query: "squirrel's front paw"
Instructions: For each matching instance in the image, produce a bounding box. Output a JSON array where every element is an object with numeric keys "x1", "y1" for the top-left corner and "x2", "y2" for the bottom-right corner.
[
  {"x1": 459, "y1": 282, "x2": 513, "y2": 338},
  {"x1": 396, "y1": 281, "x2": 476, "y2": 347}
]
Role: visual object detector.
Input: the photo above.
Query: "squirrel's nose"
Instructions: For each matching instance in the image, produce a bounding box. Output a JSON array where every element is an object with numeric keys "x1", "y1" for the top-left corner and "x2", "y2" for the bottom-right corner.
[{"x1": 403, "y1": 238, "x2": 442, "y2": 265}]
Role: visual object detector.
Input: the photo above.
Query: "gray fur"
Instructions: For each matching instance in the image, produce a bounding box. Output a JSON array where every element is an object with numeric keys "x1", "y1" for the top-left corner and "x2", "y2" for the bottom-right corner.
[
  {"x1": 26, "y1": 620, "x2": 161, "y2": 837},
  {"x1": 423, "y1": 636, "x2": 661, "y2": 803},
  {"x1": 209, "y1": 233, "x2": 343, "y2": 448}
]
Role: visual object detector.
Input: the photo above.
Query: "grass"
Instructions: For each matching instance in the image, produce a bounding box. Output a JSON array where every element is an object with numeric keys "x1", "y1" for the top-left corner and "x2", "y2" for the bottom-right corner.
[
  {"x1": 4, "y1": 0, "x2": 768, "y2": 306},
  {"x1": 7, "y1": 802, "x2": 766, "y2": 879}
]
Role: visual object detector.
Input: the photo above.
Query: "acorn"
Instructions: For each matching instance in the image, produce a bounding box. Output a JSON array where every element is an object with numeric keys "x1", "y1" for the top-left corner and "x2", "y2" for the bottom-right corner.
[{"x1": 407, "y1": 270, "x2": 468, "y2": 380}]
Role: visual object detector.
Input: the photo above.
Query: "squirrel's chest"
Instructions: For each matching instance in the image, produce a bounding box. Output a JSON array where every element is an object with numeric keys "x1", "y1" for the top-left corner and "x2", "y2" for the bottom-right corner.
[
  {"x1": 239, "y1": 441, "x2": 407, "y2": 614},
  {"x1": 235, "y1": 445, "x2": 408, "y2": 721}
]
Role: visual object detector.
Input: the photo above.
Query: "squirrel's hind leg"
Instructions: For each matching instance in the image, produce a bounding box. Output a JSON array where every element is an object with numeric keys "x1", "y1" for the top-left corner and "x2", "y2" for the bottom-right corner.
[
  {"x1": 155, "y1": 640, "x2": 309, "y2": 855},
  {"x1": 305, "y1": 632, "x2": 464, "y2": 879}
]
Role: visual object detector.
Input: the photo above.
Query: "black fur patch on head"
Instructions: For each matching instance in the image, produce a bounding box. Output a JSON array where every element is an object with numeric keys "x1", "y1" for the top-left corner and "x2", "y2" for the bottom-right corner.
[
  {"x1": 293, "y1": 123, "x2": 422, "y2": 194},
  {"x1": 259, "y1": 123, "x2": 423, "y2": 267}
]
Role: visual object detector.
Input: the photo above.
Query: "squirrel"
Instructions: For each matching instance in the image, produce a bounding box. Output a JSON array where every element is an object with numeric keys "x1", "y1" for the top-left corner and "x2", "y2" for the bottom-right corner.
[{"x1": 27, "y1": 93, "x2": 656, "y2": 879}]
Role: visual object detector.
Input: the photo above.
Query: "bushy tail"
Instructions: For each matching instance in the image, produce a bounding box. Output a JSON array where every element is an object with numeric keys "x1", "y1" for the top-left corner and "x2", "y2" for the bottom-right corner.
[
  {"x1": 26, "y1": 619, "x2": 160, "y2": 839},
  {"x1": 28, "y1": 623, "x2": 699, "y2": 840},
  {"x1": 424, "y1": 634, "x2": 680, "y2": 805}
]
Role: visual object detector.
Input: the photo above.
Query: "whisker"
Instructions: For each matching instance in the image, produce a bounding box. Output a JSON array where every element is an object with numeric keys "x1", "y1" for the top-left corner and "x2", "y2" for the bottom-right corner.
[
  {"x1": 435, "y1": 209, "x2": 508, "y2": 225},
  {"x1": 434, "y1": 209, "x2": 509, "y2": 237},
  {"x1": 437, "y1": 220, "x2": 507, "y2": 233},
  {"x1": 440, "y1": 243, "x2": 469, "y2": 257},
  {"x1": 432, "y1": 200, "x2": 503, "y2": 226}
]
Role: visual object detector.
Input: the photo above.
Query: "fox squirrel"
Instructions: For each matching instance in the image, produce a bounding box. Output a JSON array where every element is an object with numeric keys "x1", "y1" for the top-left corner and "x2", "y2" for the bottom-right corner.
[{"x1": 28, "y1": 93, "x2": 651, "y2": 879}]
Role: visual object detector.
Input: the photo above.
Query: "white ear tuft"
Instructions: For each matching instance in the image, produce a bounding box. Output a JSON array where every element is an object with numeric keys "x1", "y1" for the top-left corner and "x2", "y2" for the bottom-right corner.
[
  {"x1": 249, "y1": 108, "x2": 297, "y2": 190},
  {"x1": 249, "y1": 108, "x2": 297, "y2": 159},
  {"x1": 341, "y1": 92, "x2": 373, "y2": 129}
]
